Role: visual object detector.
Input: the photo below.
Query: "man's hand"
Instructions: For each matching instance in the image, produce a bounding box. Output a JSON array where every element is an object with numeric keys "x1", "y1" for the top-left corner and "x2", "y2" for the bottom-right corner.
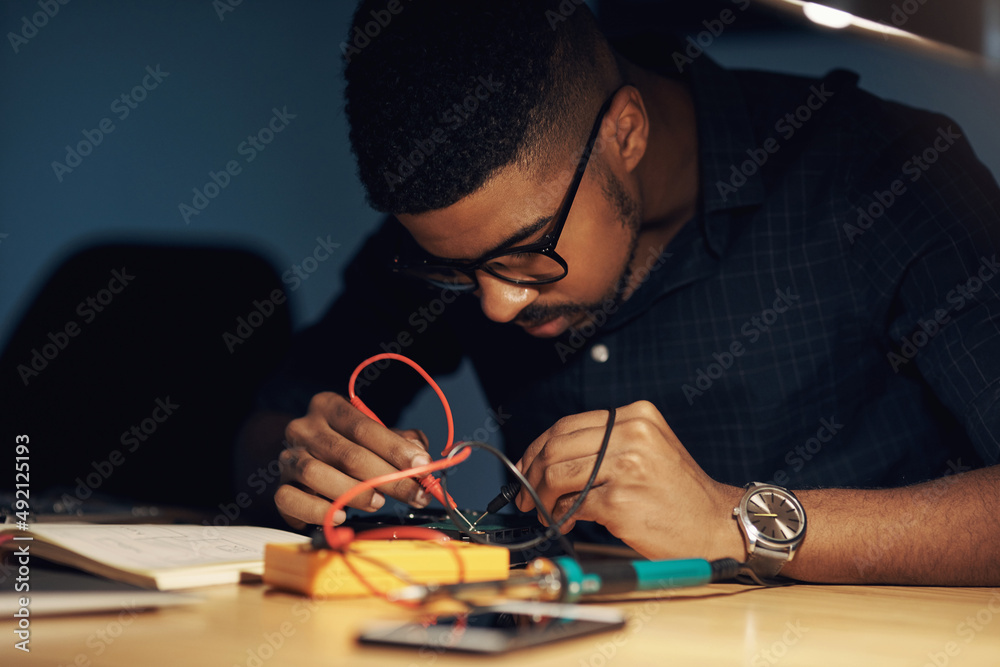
[
  {"x1": 274, "y1": 391, "x2": 434, "y2": 529},
  {"x1": 516, "y1": 400, "x2": 744, "y2": 561}
]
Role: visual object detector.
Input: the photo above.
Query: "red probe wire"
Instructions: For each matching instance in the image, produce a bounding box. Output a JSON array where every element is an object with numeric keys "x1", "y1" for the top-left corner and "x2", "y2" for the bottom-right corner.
[
  {"x1": 319, "y1": 353, "x2": 473, "y2": 604},
  {"x1": 322, "y1": 353, "x2": 471, "y2": 550},
  {"x1": 347, "y1": 353, "x2": 462, "y2": 509}
]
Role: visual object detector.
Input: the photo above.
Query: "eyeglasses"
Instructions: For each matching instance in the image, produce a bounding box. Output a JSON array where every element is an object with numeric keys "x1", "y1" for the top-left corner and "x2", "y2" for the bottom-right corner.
[{"x1": 392, "y1": 89, "x2": 620, "y2": 292}]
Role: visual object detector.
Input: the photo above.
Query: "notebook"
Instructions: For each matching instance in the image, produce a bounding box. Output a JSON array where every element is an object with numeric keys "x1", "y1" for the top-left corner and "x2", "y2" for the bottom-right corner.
[{"x1": 0, "y1": 523, "x2": 309, "y2": 590}]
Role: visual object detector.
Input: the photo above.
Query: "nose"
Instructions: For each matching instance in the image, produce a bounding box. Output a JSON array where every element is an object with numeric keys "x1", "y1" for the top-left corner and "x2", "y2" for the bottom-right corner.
[{"x1": 476, "y1": 272, "x2": 538, "y2": 323}]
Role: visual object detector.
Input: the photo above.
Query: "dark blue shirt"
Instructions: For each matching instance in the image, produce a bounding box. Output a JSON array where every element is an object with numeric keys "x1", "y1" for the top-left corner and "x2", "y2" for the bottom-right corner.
[{"x1": 260, "y1": 45, "x2": 1000, "y2": 490}]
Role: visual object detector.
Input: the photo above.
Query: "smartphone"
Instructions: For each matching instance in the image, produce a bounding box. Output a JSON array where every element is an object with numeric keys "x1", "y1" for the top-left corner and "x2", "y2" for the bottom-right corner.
[{"x1": 358, "y1": 601, "x2": 626, "y2": 654}]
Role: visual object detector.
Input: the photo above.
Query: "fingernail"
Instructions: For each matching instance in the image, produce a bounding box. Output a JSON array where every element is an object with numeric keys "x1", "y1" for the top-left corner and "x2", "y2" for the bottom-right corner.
[
  {"x1": 370, "y1": 491, "x2": 385, "y2": 510},
  {"x1": 411, "y1": 454, "x2": 431, "y2": 469},
  {"x1": 333, "y1": 509, "x2": 347, "y2": 525},
  {"x1": 411, "y1": 489, "x2": 429, "y2": 508}
]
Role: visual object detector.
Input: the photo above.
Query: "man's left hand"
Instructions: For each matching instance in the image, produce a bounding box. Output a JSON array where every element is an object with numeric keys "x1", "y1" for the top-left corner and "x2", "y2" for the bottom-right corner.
[{"x1": 515, "y1": 400, "x2": 745, "y2": 561}]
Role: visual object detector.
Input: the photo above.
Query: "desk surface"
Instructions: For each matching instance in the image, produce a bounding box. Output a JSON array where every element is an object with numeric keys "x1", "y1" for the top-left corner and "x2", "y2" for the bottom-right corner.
[{"x1": 9, "y1": 580, "x2": 1000, "y2": 666}]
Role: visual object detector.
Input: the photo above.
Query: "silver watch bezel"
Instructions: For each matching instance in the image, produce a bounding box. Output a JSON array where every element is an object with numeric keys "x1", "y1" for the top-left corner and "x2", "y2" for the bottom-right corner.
[{"x1": 733, "y1": 482, "x2": 807, "y2": 556}]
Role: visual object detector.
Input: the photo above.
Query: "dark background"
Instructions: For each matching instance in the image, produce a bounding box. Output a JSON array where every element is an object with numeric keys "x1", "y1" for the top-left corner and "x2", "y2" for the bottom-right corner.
[{"x1": 1, "y1": 0, "x2": 998, "y2": 519}]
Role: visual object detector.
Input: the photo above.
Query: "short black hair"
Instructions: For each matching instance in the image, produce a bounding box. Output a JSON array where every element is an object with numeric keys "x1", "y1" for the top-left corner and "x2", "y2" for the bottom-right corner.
[{"x1": 343, "y1": 0, "x2": 620, "y2": 214}]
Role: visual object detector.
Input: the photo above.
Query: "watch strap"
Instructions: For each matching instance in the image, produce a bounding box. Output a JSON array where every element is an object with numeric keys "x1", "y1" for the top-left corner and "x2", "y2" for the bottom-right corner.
[{"x1": 739, "y1": 546, "x2": 789, "y2": 586}]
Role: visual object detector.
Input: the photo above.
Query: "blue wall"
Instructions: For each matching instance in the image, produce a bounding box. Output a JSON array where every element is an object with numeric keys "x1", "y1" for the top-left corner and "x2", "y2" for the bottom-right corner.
[{"x1": 2, "y1": 1, "x2": 998, "y2": 507}]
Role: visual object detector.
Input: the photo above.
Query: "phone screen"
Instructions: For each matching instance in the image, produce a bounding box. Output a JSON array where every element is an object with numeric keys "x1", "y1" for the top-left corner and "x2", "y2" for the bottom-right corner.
[{"x1": 358, "y1": 602, "x2": 626, "y2": 654}]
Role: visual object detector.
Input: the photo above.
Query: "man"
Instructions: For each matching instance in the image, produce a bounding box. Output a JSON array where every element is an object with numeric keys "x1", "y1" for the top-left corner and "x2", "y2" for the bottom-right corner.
[{"x1": 240, "y1": 0, "x2": 1000, "y2": 585}]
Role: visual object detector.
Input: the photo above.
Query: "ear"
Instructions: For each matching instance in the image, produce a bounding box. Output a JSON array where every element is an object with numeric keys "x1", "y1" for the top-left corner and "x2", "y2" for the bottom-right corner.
[{"x1": 603, "y1": 86, "x2": 649, "y2": 175}]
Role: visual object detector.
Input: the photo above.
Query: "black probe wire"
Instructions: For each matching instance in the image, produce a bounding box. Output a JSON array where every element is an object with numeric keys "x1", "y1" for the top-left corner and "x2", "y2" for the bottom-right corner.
[
  {"x1": 439, "y1": 407, "x2": 617, "y2": 562},
  {"x1": 440, "y1": 441, "x2": 577, "y2": 560}
]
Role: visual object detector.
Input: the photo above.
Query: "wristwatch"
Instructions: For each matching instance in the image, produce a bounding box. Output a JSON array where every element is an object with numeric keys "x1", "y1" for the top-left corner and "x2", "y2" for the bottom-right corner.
[{"x1": 732, "y1": 482, "x2": 807, "y2": 584}]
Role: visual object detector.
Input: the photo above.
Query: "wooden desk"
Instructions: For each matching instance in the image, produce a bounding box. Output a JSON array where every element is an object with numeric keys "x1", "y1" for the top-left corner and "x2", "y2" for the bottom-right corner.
[{"x1": 11, "y1": 581, "x2": 1000, "y2": 666}]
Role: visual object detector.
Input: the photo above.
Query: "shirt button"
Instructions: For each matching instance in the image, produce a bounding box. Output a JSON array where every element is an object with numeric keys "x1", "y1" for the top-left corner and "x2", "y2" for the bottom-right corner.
[{"x1": 590, "y1": 344, "x2": 610, "y2": 363}]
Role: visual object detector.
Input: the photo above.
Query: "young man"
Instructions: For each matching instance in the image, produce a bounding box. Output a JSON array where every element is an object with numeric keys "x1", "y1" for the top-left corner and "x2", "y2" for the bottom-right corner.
[{"x1": 242, "y1": 1, "x2": 1000, "y2": 585}]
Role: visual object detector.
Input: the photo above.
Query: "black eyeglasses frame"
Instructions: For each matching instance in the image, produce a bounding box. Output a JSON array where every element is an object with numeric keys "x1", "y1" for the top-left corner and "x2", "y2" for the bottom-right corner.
[{"x1": 392, "y1": 88, "x2": 622, "y2": 292}]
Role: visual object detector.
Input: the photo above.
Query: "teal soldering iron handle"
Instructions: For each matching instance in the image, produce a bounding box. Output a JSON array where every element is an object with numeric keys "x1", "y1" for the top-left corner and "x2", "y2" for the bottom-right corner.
[{"x1": 552, "y1": 556, "x2": 741, "y2": 602}]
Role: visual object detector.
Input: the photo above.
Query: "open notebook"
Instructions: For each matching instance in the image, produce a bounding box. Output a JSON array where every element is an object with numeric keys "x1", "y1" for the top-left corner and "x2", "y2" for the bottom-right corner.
[{"x1": 0, "y1": 523, "x2": 309, "y2": 590}]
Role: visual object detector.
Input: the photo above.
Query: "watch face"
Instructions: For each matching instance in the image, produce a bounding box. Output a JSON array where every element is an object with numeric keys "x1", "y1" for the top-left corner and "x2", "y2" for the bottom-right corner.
[{"x1": 746, "y1": 488, "x2": 804, "y2": 544}]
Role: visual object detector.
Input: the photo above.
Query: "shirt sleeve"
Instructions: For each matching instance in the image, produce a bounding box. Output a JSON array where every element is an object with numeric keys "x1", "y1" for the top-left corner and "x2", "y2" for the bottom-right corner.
[
  {"x1": 254, "y1": 217, "x2": 466, "y2": 425},
  {"x1": 846, "y1": 107, "x2": 1000, "y2": 467}
]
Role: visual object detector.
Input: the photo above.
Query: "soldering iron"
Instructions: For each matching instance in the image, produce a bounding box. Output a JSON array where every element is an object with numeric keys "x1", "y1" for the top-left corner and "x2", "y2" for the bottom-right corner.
[{"x1": 392, "y1": 555, "x2": 742, "y2": 605}]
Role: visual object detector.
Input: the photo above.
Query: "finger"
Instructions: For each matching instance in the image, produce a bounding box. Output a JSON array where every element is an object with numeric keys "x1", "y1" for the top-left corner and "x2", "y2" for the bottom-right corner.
[
  {"x1": 279, "y1": 448, "x2": 387, "y2": 512},
  {"x1": 275, "y1": 483, "x2": 347, "y2": 527},
  {"x1": 312, "y1": 392, "x2": 433, "y2": 471},
  {"x1": 527, "y1": 450, "x2": 603, "y2": 517},
  {"x1": 535, "y1": 493, "x2": 584, "y2": 534},
  {"x1": 517, "y1": 409, "x2": 613, "y2": 475},
  {"x1": 393, "y1": 428, "x2": 430, "y2": 451},
  {"x1": 547, "y1": 488, "x2": 610, "y2": 534},
  {"x1": 535, "y1": 494, "x2": 576, "y2": 531},
  {"x1": 286, "y1": 397, "x2": 429, "y2": 505},
  {"x1": 518, "y1": 422, "x2": 613, "y2": 510},
  {"x1": 518, "y1": 405, "x2": 677, "y2": 510}
]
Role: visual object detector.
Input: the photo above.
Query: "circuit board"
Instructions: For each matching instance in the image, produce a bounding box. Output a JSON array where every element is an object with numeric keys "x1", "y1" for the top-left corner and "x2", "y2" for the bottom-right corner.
[{"x1": 341, "y1": 509, "x2": 565, "y2": 564}]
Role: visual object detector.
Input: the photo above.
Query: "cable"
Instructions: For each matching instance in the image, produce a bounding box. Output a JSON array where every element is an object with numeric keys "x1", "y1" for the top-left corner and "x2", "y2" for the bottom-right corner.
[
  {"x1": 439, "y1": 407, "x2": 617, "y2": 560},
  {"x1": 323, "y1": 352, "x2": 474, "y2": 551},
  {"x1": 440, "y1": 441, "x2": 578, "y2": 561},
  {"x1": 322, "y1": 352, "x2": 616, "y2": 610},
  {"x1": 347, "y1": 352, "x2": 463, "y2": 513}
]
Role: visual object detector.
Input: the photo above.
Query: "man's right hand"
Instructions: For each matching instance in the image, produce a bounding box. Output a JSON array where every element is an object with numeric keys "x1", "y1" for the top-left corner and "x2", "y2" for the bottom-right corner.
[{"x1": 274, "y1": 391, "x2": 433, "y2": 529}]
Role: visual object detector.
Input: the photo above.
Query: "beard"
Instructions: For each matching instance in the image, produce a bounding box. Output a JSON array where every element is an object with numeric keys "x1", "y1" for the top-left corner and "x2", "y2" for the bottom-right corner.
[{"x1": 514, "y1": 164, "x2": 643, "y2": 329}]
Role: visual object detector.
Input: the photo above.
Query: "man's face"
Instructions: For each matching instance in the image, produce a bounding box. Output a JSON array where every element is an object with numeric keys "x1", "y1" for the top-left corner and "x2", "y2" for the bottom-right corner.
[{"x1": 397, "y1": 156, "x2": 642, "y2": 338}]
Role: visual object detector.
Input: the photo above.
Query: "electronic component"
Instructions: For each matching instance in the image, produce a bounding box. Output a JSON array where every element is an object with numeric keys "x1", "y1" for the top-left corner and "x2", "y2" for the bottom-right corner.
[
  {"x1": 342, "y1": 509, "x2": 565, "y2": 565},
  {"x1": 262, "y1": 540, "x2": 510, "y2": 598}
]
